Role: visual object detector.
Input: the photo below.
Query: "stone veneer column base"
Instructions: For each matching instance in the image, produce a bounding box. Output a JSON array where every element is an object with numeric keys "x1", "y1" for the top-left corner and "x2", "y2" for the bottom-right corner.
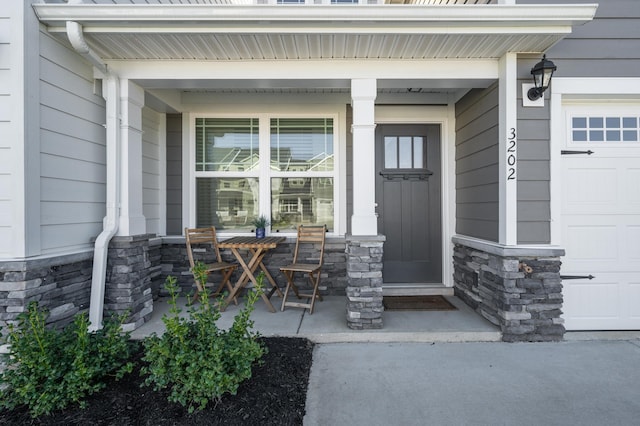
[
  {"x1": 106, "y1": 234, "x2": 154, "y2": 332},
  {"x1": 452, "y1": 236, "x2": 566, "y2": 342},
  {"x1": 345, "y1": 235, "x2": 385, "y2": 330}
]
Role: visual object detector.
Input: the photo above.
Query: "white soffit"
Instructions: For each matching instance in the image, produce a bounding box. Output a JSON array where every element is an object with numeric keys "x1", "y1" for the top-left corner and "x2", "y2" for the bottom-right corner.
[{"x1": 33, "y1": 4, "x2": 597, "y2": 61}]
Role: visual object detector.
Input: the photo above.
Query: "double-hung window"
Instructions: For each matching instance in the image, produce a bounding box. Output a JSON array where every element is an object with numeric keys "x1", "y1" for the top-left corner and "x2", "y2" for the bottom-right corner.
[{"x1": 194, "y1": 115, "x2": 336, "y2": 233}]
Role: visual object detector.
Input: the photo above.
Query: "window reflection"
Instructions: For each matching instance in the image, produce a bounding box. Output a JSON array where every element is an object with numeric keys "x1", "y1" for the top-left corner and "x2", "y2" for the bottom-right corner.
[
  {"x1": 196, "y1": 177, "x2": 259, "y2": 230},
  {"x1": 271, "y1": 178, "x2": 333, "y2": 232}
]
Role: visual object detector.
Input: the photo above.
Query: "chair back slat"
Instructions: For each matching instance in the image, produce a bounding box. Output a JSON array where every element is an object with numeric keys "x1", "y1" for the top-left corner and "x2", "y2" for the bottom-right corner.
[
  {"x1": 292, "y1": 225, "x2": 326, "y2": 265},
  {"x1": 184, "y1": 227, "x2": 222, "y2": 267}
]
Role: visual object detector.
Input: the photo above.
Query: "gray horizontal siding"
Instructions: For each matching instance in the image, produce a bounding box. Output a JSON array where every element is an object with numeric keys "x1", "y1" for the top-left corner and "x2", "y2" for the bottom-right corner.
[
  {"x1": 0, "y1": 5, "x2": 16, "y2": 257},
  {"x1": 517, "y1": 56, "x2": 551, "y2": 244},
  {"x1": 39, "y1": 29, "x2": 106, "y2": 254},
  {"x1": 142, "y1": 107, "x2": 162, "y2": 236},
  {"x1": 166, "y1": 114, "x2": 182, "y2": 236},
  {"x1": 455, "y1": 83, "x2": 499, "y2": 242},
  {"x1": 519, "y1": 0, "x2": 640, "y2": 77}
]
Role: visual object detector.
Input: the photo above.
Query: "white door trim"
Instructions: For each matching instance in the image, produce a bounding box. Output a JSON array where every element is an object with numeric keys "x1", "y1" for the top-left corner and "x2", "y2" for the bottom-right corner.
[{"x1": 375, "y1": 105, "x2": 455, "y2": 288}]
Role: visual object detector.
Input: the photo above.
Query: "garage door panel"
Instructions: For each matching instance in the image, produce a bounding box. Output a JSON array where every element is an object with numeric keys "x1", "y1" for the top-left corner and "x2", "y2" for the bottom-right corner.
[
  {"x1": 630, "y1": 282, "x2": 640, "y2": 319},
  {"x1": 627, "y1": 169, "x2": 640, "y2": 204},
  {"x1": 565, "y1": 225, "x2": 617, "y2": 260},
  {"x1": 563, "y1": 166, "x2": 617, "y2": 214},
  {"x1": 564, "y1": 280, "x2": 619, "y2": 325},
  {"x1": 563, "y1": 274, "x2": 640, "y2": 330},
  {"x1": 628, "y1": 226, "x2": 640, "y2": 259}
]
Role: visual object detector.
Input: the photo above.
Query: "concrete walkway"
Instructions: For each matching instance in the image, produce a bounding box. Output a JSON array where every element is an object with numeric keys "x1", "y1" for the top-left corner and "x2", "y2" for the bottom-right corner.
[{"x1": 304, "y1": 339, "x2": 640, "y2": 426}]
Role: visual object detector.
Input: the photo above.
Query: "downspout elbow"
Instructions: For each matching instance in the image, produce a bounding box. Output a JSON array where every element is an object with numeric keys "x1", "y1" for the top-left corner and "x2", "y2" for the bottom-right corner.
[{"x1": 66, "y1": 21, "x2": 108, "y2": 76}]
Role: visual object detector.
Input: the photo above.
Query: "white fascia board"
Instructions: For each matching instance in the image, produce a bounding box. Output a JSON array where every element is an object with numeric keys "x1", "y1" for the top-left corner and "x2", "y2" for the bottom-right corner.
[
  {"x1": 107, "y1": 59, "x2": 499, "y2": 80},
  {"x1": 34, "y1": 4, "x2": 597, "y2": 34}
]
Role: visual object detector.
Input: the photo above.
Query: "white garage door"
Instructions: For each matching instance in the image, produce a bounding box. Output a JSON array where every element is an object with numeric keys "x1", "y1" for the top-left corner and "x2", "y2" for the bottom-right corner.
[{"x1": 561, "y1": 109, "x2": 640, "y2": 330}]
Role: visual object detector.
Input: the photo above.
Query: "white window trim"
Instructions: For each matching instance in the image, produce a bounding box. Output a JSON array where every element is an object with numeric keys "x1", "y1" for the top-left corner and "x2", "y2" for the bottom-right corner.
[
  {"x1": 183, "y1": 105, "x2": 346, "y2": 237},
  {"x1": 549, "y1": 77, "x2": 640, "y2": 246}
]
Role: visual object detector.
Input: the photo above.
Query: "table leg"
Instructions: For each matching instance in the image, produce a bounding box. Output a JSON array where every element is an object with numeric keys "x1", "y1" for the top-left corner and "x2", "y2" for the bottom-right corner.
[
  {"x1": 223, "y1": 248, "x2": 277, "y2": 313},
  {"x1": 249, "y1": 248, "x2": 284, "y2": 299}
]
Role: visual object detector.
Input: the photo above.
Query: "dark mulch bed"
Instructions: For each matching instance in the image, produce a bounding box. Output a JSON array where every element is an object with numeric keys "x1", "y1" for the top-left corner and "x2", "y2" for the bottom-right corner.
[{"x1": 0, "y1": 337, "x2": 314, "y2": 426}]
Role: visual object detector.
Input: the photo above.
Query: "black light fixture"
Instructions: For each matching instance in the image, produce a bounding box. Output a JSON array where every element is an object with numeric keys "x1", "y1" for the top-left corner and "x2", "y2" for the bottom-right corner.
[{"x1": 527, "y1": 55, "x2": 557, "y2": 101}]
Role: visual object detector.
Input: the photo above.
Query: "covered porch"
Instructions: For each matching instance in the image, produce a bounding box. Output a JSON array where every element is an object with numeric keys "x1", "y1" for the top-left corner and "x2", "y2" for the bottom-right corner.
[
  {"x1": 130, "y1": 294, "x2": 501, "y2": 343},
  {"x1": 25, "y1": 1, "x2": 598, "y2": 341}
]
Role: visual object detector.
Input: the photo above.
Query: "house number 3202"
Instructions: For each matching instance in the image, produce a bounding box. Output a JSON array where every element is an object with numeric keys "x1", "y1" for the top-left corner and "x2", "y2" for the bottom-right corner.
[{"x1": 507, "y1": 127, "x2": 516, "y2": 180}]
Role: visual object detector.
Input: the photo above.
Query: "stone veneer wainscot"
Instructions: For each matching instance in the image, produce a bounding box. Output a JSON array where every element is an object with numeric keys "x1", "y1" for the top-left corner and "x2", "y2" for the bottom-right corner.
[{"x1": 452, "y1": 236, "x2": 566, "y2": 342}]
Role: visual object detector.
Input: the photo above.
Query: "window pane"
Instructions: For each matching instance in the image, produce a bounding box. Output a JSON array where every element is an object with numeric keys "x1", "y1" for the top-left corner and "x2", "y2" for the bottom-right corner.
[
  {"x1": 623, "y1": 130, "x2": 638, "y2": 141},
  {"x1": 589, "y1": 117, "x2": 603, "y2": 128},
  {"x1": 270, "y1": 118, "x2": 334, "y2": 172},
  {"x1": 573, "y1": 130, "x2": 587, "y2": 141},
  {"x1": 590, "y1": 130, "x2": 604, "y2": 141},
  {"x1": 398, "y1": 137, "x2": 412, "y2": 168},
  {"x1": 384, "y1": 136, "x2": 397, "y2": 169},
  {"x1": 572, "y1": 117, "x2": 587, "y2": 128},
  {"x1": 271, "y1": 177, "x2": 333, "y2": 232},
  {"x1": 606, "y1": 130, "x2": 621, "y2": 141},
  {"x1": 623, "y1": 117, "x2": 637, "y2": 128},
  {"x1": 413, "y1": 137, "x2": 424, "y2": 169},
  {"x1": 196, "y1": 177, "x2": 259, "y2": 230},
  {"x1": 195, "y1": 118, "x2": 259, "y2": 172},
  {"x1": 606, "y1": 117, "x2": 620, "y2": 128}
]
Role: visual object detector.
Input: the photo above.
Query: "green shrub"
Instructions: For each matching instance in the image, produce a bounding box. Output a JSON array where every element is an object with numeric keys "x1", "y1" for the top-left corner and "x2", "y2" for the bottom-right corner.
[
  {"x1": 142, "y1": 263, "x2": 266, "y2": 413},
  {"x1": 0, "y1": 303, "x2": 135, "y2": 417}
]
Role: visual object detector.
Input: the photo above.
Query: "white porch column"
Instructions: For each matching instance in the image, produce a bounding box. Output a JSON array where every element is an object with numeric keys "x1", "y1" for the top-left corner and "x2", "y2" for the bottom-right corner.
[
  {"x1": 117, "y1": 79, "x2": 146, "y2": 236},
  {"x1": 498, "y1": 53, "x2": 518, "y2": 245},
  {"x1": 350, "y1": 79, "x2": 378, "y2": 236}
]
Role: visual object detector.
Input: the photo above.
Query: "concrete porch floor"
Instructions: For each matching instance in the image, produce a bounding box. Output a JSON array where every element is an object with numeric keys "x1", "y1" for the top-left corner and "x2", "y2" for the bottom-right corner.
[{"x1": 130, "y1": 294, "x2": 502, "y2": 343}]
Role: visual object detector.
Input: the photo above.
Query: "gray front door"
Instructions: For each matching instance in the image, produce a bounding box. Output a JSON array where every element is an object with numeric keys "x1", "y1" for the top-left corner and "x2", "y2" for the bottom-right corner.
[{"x1": 375, "y1": 124, "x2": 442, "y2": 283}]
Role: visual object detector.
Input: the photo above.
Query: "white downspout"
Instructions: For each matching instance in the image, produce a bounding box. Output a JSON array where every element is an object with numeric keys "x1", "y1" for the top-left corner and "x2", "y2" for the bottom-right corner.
[{"x1": 66, "y1": 21, "x2": 120, "y2": 331}]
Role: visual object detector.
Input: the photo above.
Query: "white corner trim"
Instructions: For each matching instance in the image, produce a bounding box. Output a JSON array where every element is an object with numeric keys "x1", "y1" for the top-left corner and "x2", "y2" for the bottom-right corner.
[
  {"x1": 182, "y1": 113, "x2": 193, "y2": 232},
  {"x1": 498, "y1": 52, "x2": 517, "y2": 246}
]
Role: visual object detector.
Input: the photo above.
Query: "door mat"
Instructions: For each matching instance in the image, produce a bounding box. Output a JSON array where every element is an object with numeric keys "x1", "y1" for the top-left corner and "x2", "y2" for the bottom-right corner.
[{"x1": 383, "y1": 295, "x2": 458, "y2": 311}]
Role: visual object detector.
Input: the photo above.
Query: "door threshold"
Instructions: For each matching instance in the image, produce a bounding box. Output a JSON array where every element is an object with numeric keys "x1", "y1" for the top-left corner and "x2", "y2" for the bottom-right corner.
[{"x1": 382, "y1": 284, "x2": 454, "y2": 296}]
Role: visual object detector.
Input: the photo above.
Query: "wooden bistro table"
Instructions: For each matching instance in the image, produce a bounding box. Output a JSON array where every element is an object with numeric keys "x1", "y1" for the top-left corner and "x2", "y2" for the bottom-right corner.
[{"x1": 217, "y1": 236, "x2": 285, "y2": 312}]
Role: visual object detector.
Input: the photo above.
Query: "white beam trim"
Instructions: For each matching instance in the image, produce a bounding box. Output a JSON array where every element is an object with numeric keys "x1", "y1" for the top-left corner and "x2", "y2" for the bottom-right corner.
[
  {"x1": 107, "y1": 59, "x2": 499, "y2": 81},
  {"x1": 498, "y1": 52, "x2": 517, "y2": 246}
]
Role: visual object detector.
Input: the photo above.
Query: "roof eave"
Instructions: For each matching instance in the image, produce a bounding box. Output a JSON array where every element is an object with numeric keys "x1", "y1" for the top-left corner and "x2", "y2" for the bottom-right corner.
[{"x1": 33, "y1": 4, "x2": 598, "y2": 35}]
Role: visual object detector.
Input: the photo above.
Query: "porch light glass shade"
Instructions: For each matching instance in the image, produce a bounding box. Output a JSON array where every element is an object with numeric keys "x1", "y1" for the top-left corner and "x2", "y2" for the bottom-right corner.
[
  {"x1": 527, "y1": 55, "x2": 557, "y2": 101},
  {"x1": 271, "y1": 177, "x2": 334, "y2": 233}
]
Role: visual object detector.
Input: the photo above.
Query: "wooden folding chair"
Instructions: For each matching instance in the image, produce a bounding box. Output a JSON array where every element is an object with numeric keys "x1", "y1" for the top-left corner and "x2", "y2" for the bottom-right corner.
[
  {"x1": 185, "y1": 227, "x2": 237, "y2": 304},
  {"x1": 280, "y1": 225, "x2": 326, "y2": 314}
]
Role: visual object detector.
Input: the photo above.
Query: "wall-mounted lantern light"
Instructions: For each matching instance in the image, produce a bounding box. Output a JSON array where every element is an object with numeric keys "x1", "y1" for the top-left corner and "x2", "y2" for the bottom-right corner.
[{"x1": 527, "y1": 55, "x2": 557, "y2": 101}]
